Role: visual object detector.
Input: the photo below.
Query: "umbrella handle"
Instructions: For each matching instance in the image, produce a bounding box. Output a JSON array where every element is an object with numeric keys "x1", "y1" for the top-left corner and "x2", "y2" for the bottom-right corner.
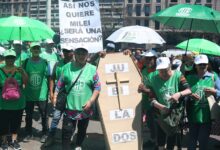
[{"x1": 185, "y1": 19, "x2": 193, "y2": 55}]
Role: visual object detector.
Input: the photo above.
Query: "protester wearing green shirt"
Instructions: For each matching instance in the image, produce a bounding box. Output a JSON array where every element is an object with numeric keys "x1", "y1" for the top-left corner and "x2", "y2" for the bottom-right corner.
[
  {"x1": 40, "y1": 39, "x2": 60, "y2": 76},
  {"x1": 54, "y1": 47, "x2": 101, "y2": 150},
  {"x1": 137, "y1": 49, "x2": 158, "y2": 147},
  {"x1": 0, "y1": 49, "x2": 28, "y2": 150},
  {"x1": 23, "y1": 42, "x2": 50, "y2": 143},
  {"x1": 148, "y1": 57, "x2": 191, "y2": 150},
  {"x1": 44, "y1": 44, "x2": 75, "y2": 147},
  {"x1": 186, "y1": 54, "x2": 220, "y2": 150},
  {"x1": 12, "y1": 40, "x2": 29, "y2": 67}
]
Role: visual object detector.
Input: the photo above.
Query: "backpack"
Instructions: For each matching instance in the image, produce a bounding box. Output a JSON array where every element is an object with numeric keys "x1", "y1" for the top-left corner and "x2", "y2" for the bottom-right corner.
[{"x1": 1, "y1": 69, "x2": 21, "y2": 101}]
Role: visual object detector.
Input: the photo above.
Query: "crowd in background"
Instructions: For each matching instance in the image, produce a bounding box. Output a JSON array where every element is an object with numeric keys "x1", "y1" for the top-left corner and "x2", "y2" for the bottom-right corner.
[{"x1": 0, "y1": 40, "x2": 220, "y2": 150}]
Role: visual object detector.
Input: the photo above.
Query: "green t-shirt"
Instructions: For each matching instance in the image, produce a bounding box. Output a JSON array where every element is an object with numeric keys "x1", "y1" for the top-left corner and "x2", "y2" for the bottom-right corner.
[
  {"x1": 40, "y1": 51, "x2": 60, "y2": 75},
  {"x1": 15, "y1": 51, "x2": 29, "y2": 67},
  {"x1": 24, "y1": 58, "x2": 49, "y2": 101},
  {"x1": 54, "y1": 59, "x2": 65, "y2": 80},
  {"x1": 148, "y1": 70, "x2": 182, "y2": 108},
  {"x1": 186, "y1": 73, "x2": 214, "y2": 123},
  {"x1": 0, "y1": 70, "x2": 25, "y2": 110},
  {"x1": 61, "y1": 62, "x2": 97, "y2": 111},
  {"x1": 141, "y1": 68, "x2": 157, "y2": 111}
]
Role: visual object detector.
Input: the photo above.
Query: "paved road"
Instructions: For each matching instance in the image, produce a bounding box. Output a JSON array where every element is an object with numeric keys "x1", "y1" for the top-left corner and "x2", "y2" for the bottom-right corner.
[{"x1": 14, "y1": 108, "x2": 220, "y2": 150}]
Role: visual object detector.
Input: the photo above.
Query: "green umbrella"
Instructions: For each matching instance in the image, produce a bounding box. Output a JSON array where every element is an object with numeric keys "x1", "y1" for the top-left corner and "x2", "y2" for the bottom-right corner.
[
  {"x1": 176, "y1": 38, "x2": 220, "y2": 56},
  {"x1": 0, "y1": 16, "x2": 55, "y2": 41},
  {"x1": 151, "y1": 4, "x2": 220, "y2": 33}
]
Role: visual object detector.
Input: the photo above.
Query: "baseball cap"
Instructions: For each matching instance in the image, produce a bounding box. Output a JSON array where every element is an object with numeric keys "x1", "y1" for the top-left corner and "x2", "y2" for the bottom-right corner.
[
  {"x1": 0, "y1": 47, "x2": 6, "y2": 56},
  {"x1": 74, "y1": 47, "x2": 88, "y2": 53},
  {"x1": 106, "y1": 43, "x2": 115, "y2": 49},
  {"x1": 4, "y1": 49, "x2": 16, "y2": 57},
  {"x1": 30, "y1": 42, "x2": 41, "y2": 49},
  {"x1": 13, "y1": 40, "x2": 22, "y2": 45},
  {"x1": 61, "y1": 44, "x2": 73, "y2": 51},
  {"x1": 141, "y1": 49, "x2": 158, "y2": 57},
  {"x1": 156, "y1": 57, "x2": 170, "y2": 70},
  {"x1": 45, "y1": 39, "x2": 54, "y2": 44},
  {"x1": 194, "y1": 54, "x2": 208, "y2": 64}
]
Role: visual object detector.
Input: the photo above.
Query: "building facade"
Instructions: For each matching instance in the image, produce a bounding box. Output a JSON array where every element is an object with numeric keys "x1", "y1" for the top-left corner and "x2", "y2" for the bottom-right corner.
[
  {"x1": 0, "y1": 0, "x2": 220, "y2": 33},
  {"x1": 124, "y1": 0, "x2": 220, "y2": 30}
]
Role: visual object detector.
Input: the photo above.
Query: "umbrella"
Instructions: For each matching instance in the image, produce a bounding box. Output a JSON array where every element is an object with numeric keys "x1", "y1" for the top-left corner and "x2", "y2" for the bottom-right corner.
[
  {"x1": 162, "y1": 49, "x2": 192, "y2": 57},
  {"x1": 150, "y1": 4, "x2": 220, "y2": 33},
  {"x1": 176, "y1": 38, "x2": 220, "y2": 56},
  {"x1": 0, "y1": 16, "x2": 55, "y2": 41},
  {"x1": 106, "y1": 25, "x2": 165, "y2": 45}
]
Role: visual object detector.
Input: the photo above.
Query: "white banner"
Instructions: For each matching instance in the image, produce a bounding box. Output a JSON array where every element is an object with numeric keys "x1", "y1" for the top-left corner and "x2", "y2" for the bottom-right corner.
[{"x1": 59, "y1": 0, "x2": 103, "y2": 53}]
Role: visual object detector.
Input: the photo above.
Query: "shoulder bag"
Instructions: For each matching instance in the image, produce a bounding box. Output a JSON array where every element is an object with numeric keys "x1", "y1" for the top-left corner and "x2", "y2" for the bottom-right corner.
[{"x1": 56, "y1": 67, "x2": 85, "y2": 111}]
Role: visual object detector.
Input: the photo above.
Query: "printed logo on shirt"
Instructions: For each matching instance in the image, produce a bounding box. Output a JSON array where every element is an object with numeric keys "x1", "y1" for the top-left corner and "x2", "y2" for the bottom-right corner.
[
  {"x1": 194, "y1": 86, "x2": 207, "y2": 107},
  {"x1": 30, "y1": 73, "x2": 42, "y2": 87},
  {"x1": 72, "y1": 80, "x2": 85, "y2": 92},
  {"x1": 160, "y1": 87, "x2": 175, "y2": 106}
]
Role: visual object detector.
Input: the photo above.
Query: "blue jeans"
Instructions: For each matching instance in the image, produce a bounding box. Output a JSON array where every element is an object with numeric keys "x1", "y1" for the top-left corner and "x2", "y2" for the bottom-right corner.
[
  {"x1": 188, "y1": 122, "x2": 211, "y2": 150},
  {"x1": 49, "y1": 108, "x2": 62, "y2": 136}
]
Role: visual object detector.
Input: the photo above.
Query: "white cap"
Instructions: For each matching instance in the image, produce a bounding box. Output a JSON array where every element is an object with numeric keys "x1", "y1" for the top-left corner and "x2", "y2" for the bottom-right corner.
[
  {"x1": 172, "y1": 59, "x2": 182, "y2": 71},
  {"x1": 107, "y1": 43, "x2": 115, "y2": 49},
  {"x1": 61, "y1": 44, "x2": 73, "y2": 51},
  {"x1": 141, "y1": 49, "x2": 158, "y2": 57},
  {"x1": 13, "y1": 40, "x2": 22, "y2": 45},
  {"x1": 172, "y1": 59, "x2": 182, "y2": 66},
  {"x1": 156, "y1": 57, "x2": 170, "y2": 70},
  {"x1": 0, "y1": 46, "x2": 6, "y2": 56},
  {"x1": 45, "y1": 39, "x2": 54, "y2": 44},
  {"x1": 194, "y1": 54, "x2": 208, "y2": 64}
]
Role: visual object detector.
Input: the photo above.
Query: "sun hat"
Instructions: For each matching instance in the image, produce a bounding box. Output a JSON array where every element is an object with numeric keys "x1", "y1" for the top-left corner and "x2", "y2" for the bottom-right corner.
[
  {"x1": 194, "y1": 54, "x2": 208, "y2": 64},
  {"x1": 156, "y1": 57, "x2": 170, "y2": 70}
]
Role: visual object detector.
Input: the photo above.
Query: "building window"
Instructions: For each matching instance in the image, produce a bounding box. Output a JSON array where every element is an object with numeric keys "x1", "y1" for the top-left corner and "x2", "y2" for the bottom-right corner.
[
  {"x1": 156, "y1": 0, "x2": 161, "y2": 3},
  {"x1": 144, "y1": 20, "x2": 149, "y2": 27},
  {"x1": 128, "y1": 0, "x2": 133, "y2": 3},
  {"x1": 206, "y1": 0, "x2": 211, "y2": 3},
  {"x1": 170, "y1": 0, "x2": 178, "y2": 2},
  {"x1": 127, "y1": 5, "x2": 133, "y2": 16},
  {"x1": 155, "y1": 21, "x2": 160, "y2": 30},
  {"x1": 137, "y1": 0, "x2": 141, "y2": 3},
  {"x1": 136, "y1": 19, "x2": 141, "y2": 25},
  {"x1": 205, "y1": 4, "x2": 212, "y2": 8},
  {"x1": 156, "y1": 6, "x2": 161, "y2": 13},
  {"x1": 185, "y1": 0, "x2": 190, "y2": 3},
  {"x1": 136, "y1": 5, "x2": 141, "y2": 16},
  {"x1": 145, "y1": 0, "x2": 151, "y2": 3},
  {"x1": 195, "y1": 0, "x2": 201, "y2": 3},
  {"x1": 144, "y1": 5, "x2": 150, "y2": 16}
]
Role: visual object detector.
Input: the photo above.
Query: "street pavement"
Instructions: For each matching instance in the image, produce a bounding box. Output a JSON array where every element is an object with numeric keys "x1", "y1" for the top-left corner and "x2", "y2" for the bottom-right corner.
[{"x1": 14, "y1": 107, "x2": 220, "y2": 150}]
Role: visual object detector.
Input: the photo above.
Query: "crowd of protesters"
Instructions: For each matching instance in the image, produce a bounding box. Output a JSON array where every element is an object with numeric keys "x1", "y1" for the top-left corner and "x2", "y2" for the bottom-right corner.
[{"x1": 0, "y1": 40, "x2": 220, "y2": 150}]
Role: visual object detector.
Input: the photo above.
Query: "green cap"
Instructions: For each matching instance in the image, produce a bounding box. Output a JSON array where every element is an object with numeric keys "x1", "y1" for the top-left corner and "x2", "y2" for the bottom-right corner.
[
  {"x1": 30, "y1": 42, "x2": 41, "y2": 49},
  {"x1": 4, "y1": 49, "x2": 16, "y2": 57}
]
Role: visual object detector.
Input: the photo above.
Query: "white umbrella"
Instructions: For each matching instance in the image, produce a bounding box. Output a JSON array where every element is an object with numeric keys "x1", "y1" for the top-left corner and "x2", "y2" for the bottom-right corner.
[
  {"x1": 106, "y1": 25, "x2": 166, "y2": 45},
  {"x1": 162, "y1": 49, "x2": 192, "y2": 57}
]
